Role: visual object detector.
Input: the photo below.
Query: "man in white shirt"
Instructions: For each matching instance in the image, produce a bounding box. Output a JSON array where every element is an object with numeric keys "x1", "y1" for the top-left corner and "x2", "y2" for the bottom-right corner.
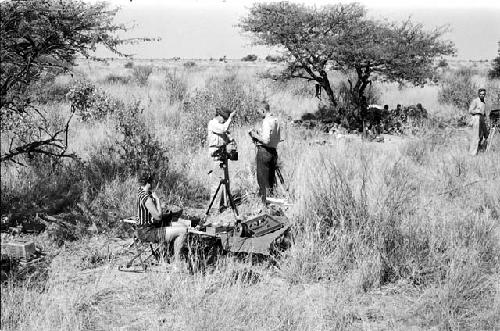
[
  {"x1": 207, "y1": 107, "x2": 236, "y2": 212},
  {"x1": 249, "y1": 101, "x2": 281, "y2": 203},
  {"x1": 469, "y1": 88, "x2": 489, "y2": 155}
]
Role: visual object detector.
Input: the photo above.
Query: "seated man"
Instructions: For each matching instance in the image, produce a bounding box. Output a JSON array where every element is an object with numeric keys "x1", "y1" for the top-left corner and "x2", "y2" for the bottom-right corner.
[{"x1": 136, "y1": 171, "x2": 187, "y2": 268}]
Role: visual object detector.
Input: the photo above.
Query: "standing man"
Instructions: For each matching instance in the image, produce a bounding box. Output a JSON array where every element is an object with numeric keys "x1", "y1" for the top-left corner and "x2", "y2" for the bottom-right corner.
[
  {"x1": 207, "y1": 106, "x2": 236, "y2": 212},
  {"x1": 249, "y1": 101, "x2": 281, "y2": 204},
  {"x1": 469, "y1": 88, "x2": 489, "y2": 155}
]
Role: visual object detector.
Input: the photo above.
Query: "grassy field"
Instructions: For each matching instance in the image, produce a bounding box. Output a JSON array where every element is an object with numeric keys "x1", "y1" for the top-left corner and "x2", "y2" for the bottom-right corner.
[{"x1": 1, "y1": 59, "x2": 500, "y2": 330}]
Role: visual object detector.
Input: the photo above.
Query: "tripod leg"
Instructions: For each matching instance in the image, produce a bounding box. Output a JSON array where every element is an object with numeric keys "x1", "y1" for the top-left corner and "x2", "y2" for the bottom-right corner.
[
  {"x1": 222, "y1": 159, "x2": 239, "y2": 216},
  {"x1": 486, "y1": 127, "x2": 496, "y2": 152},
  {"x1": 205, "y1": 181, "x2": 223, "y2": 216},
  {"x1": 276, "y1": 167, "x2": 285, "y2": 185},
  {"x1": 225, "y1": 179, "x2": 239, "y2": 216}
]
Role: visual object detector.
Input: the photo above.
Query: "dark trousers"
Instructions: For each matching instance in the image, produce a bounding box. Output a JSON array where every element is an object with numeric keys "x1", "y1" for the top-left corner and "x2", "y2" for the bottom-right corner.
[{"x1": 256, "y1": 145, "x2": 278, "y2": 202}]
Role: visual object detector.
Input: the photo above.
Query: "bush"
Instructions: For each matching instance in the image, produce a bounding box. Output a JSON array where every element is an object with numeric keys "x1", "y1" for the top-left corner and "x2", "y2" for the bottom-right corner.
[
  {"x1": 437, "y1": 58, "x2": 448, "y2": 68},
  {"x1": 67, "y1": 81, "x2": 123, "y2": 122},
  {"x1": 84, "y1": 102, "x2": 169, "y2": 182},
  {"x1": 103, "y1": 73, "x2": 131, "y2": 84},
  {"x1": 181, "y1": 74, "x2": 262, "y2": 147},
  {"x1": 241, "y1": 54, "x2": 258, "y2": 62},
  {"x1": 438, "y1": 67, "x2": 478, "y2": 110},
  {"x1": 163, "y1": 70, "x2": 188, "y2": 104},
  {"x1": 183, "y1": 61, "x2": 196, "y2": 68},
  {"x1": 132, "y1": 65, "x2": 153, "y2": 86},
  {"x1": 315, "y1": 80, "x2": 380, "y2": 130},
  {"x1": 124, "y1": 61, "x2": 134, "y2": 69},
  {"x1": 265, "y1": 54, "x2": 285, "y2": 62},
  {"x1": 488, "y1": 43, "x2": 500, "y2": 79}
]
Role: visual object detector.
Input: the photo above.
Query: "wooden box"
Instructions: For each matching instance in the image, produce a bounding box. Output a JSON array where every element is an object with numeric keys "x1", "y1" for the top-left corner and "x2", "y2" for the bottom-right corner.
[{"x1": 1, "y1": 239, "x2": 36, "y2": 261}]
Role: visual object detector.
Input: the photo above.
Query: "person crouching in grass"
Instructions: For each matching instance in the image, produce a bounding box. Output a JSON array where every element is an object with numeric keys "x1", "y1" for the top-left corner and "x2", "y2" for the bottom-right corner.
[{"x1": 137, "y1": 170, "x2": 187, "y2": 269}]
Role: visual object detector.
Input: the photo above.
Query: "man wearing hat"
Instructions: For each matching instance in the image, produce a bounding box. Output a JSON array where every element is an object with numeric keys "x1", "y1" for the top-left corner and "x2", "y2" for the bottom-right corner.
[{"x1": 207, "y1": 106, "x2": 236, "y2": 211}]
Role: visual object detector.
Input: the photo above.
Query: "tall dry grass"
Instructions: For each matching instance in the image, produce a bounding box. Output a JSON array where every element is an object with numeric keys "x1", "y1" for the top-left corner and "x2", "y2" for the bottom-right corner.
[{"x1": 1, "y1": 59, "x2": 499, "y2": 330}]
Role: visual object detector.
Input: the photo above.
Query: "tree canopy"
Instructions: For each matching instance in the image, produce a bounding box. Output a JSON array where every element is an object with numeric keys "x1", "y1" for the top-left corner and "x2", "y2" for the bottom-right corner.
[
  {"x1": 488, "y1": 41, "x2": 500, "y2": 79},
  {"x1": 0, "y1": 0, "x2": 137, "y2": 163},
  {"x1": 240, "y1": 2, "x2": 455, "y2": 122}
]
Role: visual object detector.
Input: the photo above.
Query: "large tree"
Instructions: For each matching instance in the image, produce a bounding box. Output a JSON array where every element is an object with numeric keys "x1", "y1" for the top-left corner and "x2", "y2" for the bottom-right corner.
[
  {"x1": 240, "y1": 2, "x2": 455, "y2": 115},
  {"x1": 0, "y1": 0, "x2": 137, "y2": 163},
  {"x1": 488, "y1": 41, "x2": 500, "y2": 79}
]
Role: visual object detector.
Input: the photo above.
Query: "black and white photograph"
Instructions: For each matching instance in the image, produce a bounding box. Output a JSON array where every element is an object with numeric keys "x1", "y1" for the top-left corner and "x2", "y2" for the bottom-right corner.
[{"x1": 1, "y1": 0, "x2": 499, "y2": 329}]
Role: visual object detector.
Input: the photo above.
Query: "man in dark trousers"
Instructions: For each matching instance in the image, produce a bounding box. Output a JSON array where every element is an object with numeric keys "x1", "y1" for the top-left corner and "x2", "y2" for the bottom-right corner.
[{"x1": 249, "y1": 101, "x2": 281, "y2": 204}]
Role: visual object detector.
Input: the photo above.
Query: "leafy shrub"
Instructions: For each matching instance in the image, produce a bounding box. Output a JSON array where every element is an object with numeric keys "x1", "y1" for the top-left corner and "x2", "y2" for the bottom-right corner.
[
  {"x1": 103, "y1": 73, "x2": 131, "y2": 84},
  {"x1": 437, "y1": 58, "x2": 448, "y2": 68},
  {"x1": 241, "y1": 54, "x2": 258, "y2": 62},
  {"x1": 27, "y1": 70, "x2": 72, "y2": 104},
  {"x1": 163, "y1": 70, "x2": 188, "y2": 104},
  {"x1": 124, "y1": 61, "x2": 134, "y2": 69},
  {"x1": 438, "y1": 67, "x2": 478, "y2": 110},
  {"x1": 315, "y1": 80, "x2": 380, "y2": 130},
  {"x1": 265, "y1": 54, "x2": 285, "y2": 62},
  {"x1": 67, "y1": 81, "x2": 123, "y2": 122},
  {"x1": 488, "y1": 43, "x2": 500, "y2": 79},
  {"x1": 86, "y1": 102, "x2": 169, "y2": 180},
  {"x1": 183, "y1": 61, "x2": 196, "y2": 68},
  {"x1": 181, "y1": 74, "x2": 262, "y2": 146},
  {"x1": 132, "y1": 65, "x2": 153, "y2": 86}
]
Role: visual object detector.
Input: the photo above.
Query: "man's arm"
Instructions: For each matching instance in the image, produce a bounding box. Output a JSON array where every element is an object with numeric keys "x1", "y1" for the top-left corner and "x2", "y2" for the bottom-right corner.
[
  {"x1": 260, "y1": 118, "x2": 272, "y2": 145},
  {"x1": 249, "y1": 129, "x2": 264, "y2": 144},
  {"x1": 151, "y1": 192, "x2": 162, "y2": 215},
  {"x1": 469, "y1": 99, "x2": 479, "y2": 115},
  {"x1": 145, "y1": 197, "x2": 161, "y2": 220},
  {"x1": 209, "y1": 112, "x2": 236, "y2": 134}
]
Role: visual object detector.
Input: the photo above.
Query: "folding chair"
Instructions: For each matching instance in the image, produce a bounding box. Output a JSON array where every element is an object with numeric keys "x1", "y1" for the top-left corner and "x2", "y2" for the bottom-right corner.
[{"x1": 118, "y1": 218, "x2": 164, "y2": 272}]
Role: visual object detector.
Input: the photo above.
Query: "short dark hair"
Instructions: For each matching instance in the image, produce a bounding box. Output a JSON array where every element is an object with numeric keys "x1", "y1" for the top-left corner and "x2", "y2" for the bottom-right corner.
[
  {"x1": 216, "y1": 106, "x2": 231, "y2": 120},
  {"x1": 138, "y1": 170, "x2": 155, "y2": 186},
  {"x1": 478, "y1": 88, "x2": 486, "y2": 94},
  {"x1": 260, "y1": 101, "x2": 270, "y2": 112}
]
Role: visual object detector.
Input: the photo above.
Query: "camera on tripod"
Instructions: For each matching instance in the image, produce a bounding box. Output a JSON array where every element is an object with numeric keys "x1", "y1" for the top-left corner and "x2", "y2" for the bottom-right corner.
[{"x1": 212, "y1": 140, "x2": 238, "y2": 161}]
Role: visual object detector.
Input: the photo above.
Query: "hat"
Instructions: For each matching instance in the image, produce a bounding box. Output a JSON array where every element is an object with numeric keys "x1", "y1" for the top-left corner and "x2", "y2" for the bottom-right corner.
[{"x1": 216, "y1": 106, "x2": 231, "y2": 119}]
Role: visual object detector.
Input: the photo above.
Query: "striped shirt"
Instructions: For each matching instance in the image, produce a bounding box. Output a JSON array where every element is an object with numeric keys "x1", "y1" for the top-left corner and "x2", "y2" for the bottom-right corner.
[{"x1": 137, "y1": 187, "x2": 153, "y2": 226}]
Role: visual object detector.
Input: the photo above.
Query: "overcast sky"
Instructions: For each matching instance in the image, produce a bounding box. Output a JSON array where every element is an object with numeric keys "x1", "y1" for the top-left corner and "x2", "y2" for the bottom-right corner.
[{"x1": 91, "y1": 0, "x2": 500, "y2": 60}]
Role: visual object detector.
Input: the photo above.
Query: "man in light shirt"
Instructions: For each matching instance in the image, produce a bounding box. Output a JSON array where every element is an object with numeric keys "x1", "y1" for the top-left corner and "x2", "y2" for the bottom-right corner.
[
  {"x1": 207, "y1": 106, "x2": 236, "y2": 212},
  {"x1": 249, "y1": 101, "x2": 281, "y2": 203},
  {"x1": 469, "y1": 88, "x2": 489, "y2": 155}
]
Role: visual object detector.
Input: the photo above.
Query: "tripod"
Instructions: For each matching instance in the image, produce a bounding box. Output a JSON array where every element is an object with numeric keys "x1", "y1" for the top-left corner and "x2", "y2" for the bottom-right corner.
[
  {"x1": 486, "y1": 123, "x2": 498, "y2": 152},
  {"x1": 486, "y1": 109, "x2": 499, "y2": 152},
  {"x1": 205, "y1": 157, "x2": 239, "y2": 218}
]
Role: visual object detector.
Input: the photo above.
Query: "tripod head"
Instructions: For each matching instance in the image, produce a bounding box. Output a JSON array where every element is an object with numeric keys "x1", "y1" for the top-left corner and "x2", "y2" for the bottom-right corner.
[{"x1": 212, "y1": 141, "x2": 238, "y2": 162}]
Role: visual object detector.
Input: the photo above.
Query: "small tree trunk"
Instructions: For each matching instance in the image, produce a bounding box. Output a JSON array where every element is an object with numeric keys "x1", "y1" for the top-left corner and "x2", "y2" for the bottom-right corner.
[{"x1": 318, "y1": 70, "x2": 337, "y2": 107}]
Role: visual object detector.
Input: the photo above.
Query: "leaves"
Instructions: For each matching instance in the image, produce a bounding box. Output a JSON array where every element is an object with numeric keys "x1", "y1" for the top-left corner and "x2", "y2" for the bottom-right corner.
[
  {"x1": 240, "y1": 2, "x2": 456, "y2": 118},
  {"x1": 0, "y1": 0, "x2": 146, "y2": 163}
]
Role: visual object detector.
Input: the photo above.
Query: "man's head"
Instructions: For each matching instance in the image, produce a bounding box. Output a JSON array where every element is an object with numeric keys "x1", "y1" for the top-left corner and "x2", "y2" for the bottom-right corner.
[
  {"x1": 478, "y1": 88, "x2": 486, "y2": 101},
  {"x1": 258, "y1": 101, "x2": 270, "y2": 118},
  {"x1": 215, "y1": 106, "x2": 231, "y2": 121},
  {"x1": 139, "y1": 170, "x2": 156, "y2": 191}
]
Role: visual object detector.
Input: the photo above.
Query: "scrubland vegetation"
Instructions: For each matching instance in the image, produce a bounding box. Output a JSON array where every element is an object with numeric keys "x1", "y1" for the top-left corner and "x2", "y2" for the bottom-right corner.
[{"x1": 1, "y1": 58, "x2": 499, "y2": 330}]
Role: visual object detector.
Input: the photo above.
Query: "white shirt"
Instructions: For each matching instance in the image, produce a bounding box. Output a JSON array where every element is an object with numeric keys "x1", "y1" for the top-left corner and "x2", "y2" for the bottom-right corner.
[
  {"x1": 259, "y1": 114, "x2": 281, "y2": 149},
  {"x1": 207, "y1": 118, "x2": 231, "y2": 156}
]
